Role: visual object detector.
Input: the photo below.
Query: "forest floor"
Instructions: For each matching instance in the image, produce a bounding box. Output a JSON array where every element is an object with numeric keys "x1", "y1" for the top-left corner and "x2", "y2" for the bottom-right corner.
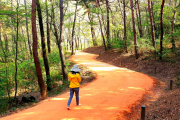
[{"x1": 83, "y1": 46, "x2": 180, "y2": 119}]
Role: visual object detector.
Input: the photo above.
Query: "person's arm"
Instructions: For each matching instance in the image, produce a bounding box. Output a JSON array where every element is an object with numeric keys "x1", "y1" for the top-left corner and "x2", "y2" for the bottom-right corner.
[
  {"x1": 68, "y1": 73, "x2": 71, "y2": 81},
  {"x1": 77, "y1": 74, "x2": 81, "y2": 83}
]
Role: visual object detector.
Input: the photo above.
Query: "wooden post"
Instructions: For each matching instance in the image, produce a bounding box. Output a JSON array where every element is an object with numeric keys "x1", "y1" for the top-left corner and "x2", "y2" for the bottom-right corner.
[
  {"x1": 141, "y1": 106, "x2": 146, "y2": 120},
  {"x1": 170, "y1": 80, "x2": 173, "y2": 90},
  {"x1": 154, "y1": 67, "x2": 156, "y2": 74}
]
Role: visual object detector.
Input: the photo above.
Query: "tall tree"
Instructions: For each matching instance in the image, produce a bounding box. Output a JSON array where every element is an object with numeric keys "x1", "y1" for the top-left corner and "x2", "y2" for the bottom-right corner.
[
  {"x1": 159, "y1": 0, "x2": 165, "y2": 60},
  {"x1": 136, "y1": 0, "x2": 143, "y2": 37},
  {"x1": 83, "y1": 1, "x2": 97, "y2": 46},
  {"x1": 96, "y1": 0, "x2": 107, "y2": 51},
  {"x1": 14, "y1": 0, "x2": 19, "y2": 99},
  {"x1": 24, "y1": 0, "x2": 32, "y2": 56},
  {"x1": 46, "y1": 0, "x2": 51, "y2": 53},
  {"x1": 36, "y1": 0, "x2": 51, "y2": 91},
  {"x1": 171, "y1": 0, "x2": 178, "y2": 51},
  {"x1": 117, "y1": 0, "x2": 128, "y2": 53},
  {"x1": 59, "y1": 0, "x2": 68, "y2": 81},
  {"x1": 32, "y1": 0, "x2": 47, "y2": 99},
  {"x1": 50, "y1": 0, "x2": 68, "y2": 80},
  {"x1": 51, "y1": 0, "x2": 59, "y2": 46},
  {"x1": 106, "y1": 0, "x2": 111, "y2": 49},
  {"x1": 123, "y1": 0, "x2": 128, "y2": 53},
  {"x1": 148, "y1": 0, "x2": 156, "y2": 48},
  {"x1": 71, "y1": 0, "x2": 78, "y2": 55},
  {"x1": 130, "y1": 0, "x2": 139, "y2": 59}
]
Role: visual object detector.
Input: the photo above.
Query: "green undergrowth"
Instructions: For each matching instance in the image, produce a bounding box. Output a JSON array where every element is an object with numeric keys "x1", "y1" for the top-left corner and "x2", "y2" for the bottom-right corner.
[
  {"x1": 0, "y1": 50, "x2": 73, "y2": 115},
  {"x1": 109, "y1": 37, "x2": 180, "y2": 62}
]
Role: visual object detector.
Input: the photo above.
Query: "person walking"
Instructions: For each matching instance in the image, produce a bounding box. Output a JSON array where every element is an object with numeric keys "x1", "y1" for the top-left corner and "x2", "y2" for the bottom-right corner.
[{"x1": 67, "y1": 64, "x2": 81, "y2": 110}]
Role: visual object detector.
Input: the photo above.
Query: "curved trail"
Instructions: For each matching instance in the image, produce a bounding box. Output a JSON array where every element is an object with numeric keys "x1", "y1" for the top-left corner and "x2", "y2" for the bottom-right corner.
[{"x1": 1, "y1": 51, "x2": 155, "y2": 120}]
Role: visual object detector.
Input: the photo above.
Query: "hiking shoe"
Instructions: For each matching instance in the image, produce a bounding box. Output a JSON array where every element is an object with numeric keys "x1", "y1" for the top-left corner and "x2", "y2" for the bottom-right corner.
[{"x1": 77, "y1": 104, "x2": 81, "y2": 106}]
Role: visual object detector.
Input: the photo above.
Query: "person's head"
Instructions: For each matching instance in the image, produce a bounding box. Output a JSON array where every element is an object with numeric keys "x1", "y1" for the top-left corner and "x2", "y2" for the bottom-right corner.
[{"x1": 71, "y1": 64, "x2": 81, "y2": 74}]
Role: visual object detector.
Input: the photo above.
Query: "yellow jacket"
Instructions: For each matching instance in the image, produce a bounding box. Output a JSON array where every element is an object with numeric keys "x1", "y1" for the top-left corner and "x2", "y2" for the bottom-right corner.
[{"x1": 68, "y1": 72, "x2": 81, "y2": 88}]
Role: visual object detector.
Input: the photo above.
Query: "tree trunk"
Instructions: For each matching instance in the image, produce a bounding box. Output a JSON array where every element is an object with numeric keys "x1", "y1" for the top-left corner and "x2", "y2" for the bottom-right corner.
[
  {"x1": 11, "y1": 0, "x2": 15, "y2": 45},
  {"x1": 78, "y1": 18, "x2": 80, "y2": 49},
  {"x1": 171, "y1": 1, "x2": 177, "y2": 51},
  {"x1": 106, "y1": 0, "x2": 110, "y2": 49},
  {"x1": 51, "y1": 0, "x2": 58, "y2": 45},
  {"x1": 59, "y1": 0, "x2": 68, "y2": 81},
  {"x1": 46, "y1": 0, "x2": 51, "y2": 53},
  {"x1": 24, "y1": 0, "x2": 32, "y2": 56},
  {"x1": 136, "y1": 0, "x2": 143, "y2": 37},
  {"x1": 75, "y1": 37, "x2": 77, "y2": 50},
  {"x1": 118, "y1": 0, "x2": 128, "y2": 53},
  {"x1": 135, "y1": 2, "x2": 140, "y2": 37},
  {"x1": 14, "y1": 0, "x2": 19, "y2": 99},
  {"x1": 90, "y1": 18, "x2": 96, "y2": 46},
  {"x1": 148, "y1": 0, "x2": 156, "y2": 48},
  {"x1": 171, "y1": 10, "x2": 176, "y2": 51},
  {"x1": 145, "y1": 8, "x2": 150, "y2": 37},
  {"x1": 36, "y1": 0, "x2": 51, "y2": 91},
  {"x1": 83, "y1": 2, "x2": 97, "y2": 46},
  {"x1": 49, "y1": 0, "x2": 53, "y2": 51},
  {"x1": 31, "y1": 0, "x2": 47, "y2": 100},
  {"x1": 96, "y1": 0, "x2": 107, "y2": 51},
  {"x1": 123, "y1": 0, "x2": 128, "y2": 53},
  {"x1": 159, "y1": 0, "x2": 165, "y2": 60},
  {"x1": 130, "y1": 0, "x2": 139, "y2": 59},
  {"x1": 71, "y1": 0, "x2": 78, "y2": 55}
]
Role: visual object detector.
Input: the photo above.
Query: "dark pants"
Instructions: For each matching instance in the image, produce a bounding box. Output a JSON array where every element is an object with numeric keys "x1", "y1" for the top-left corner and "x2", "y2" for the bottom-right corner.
[{"x1": 67, "y1": 88, "x2": 79, "y2": 107}]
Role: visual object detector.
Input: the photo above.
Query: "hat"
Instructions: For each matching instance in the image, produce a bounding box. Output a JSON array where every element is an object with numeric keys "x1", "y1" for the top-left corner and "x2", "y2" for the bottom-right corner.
[{"x1": 71, "y1": 65, "x2": 81, "y2": 72}]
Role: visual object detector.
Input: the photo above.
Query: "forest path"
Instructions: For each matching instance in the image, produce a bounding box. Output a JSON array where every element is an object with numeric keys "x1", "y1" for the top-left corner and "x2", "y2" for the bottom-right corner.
[{"x1": 1, "y1": 51, "x2": 155, "y2": 120}]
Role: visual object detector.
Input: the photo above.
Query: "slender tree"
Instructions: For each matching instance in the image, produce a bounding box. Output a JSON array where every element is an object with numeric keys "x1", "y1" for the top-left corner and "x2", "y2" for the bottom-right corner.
[
  {"x1": 117, "y1": 0, "x2": 128, "y2": 53},
  {"x1": 14, "y1": 0, "x2": 19, "y2": 99},
  {"x1": 171, "y1": 0, "x2": 178, "y2": 51},
  {"x1": 136, "y1": 0, "x2": 143, "y2": 37},
  {"x1": 83, "y1": 2, "x2": 97, "y2": 46},
  {"x1": 51, "y1": 0, "x2": 68, "y2": 80},
  {"x1": 106, "y1": 0, "x2": 111, "y2": 49},
  {"x1": 123, "y1": 0, "x2": 128, "y2": 53},
  {"x1": 46, "y1": 0, "x2": 51, "y2": 53},
  {"x1": 36, "y1": 0, "x2": 51, "y2": 91},
  {"x1": 148, "y1": 0, "x2": 156, "y2": 48},
  {"x1": 59, "y1": 0, "x2": 68, "y2": 81},
  {"x1": 51, "y1": 0, "x2": 58, "y2": 45},
  {"x1": 24, "y1": 0, "x2": 32, "y2": 56},
  {"x1": 71, "y1": 0, "x2": 78, "y2": 55},
  {"x1": 96, "y1": 0, "x2": 107, "y2": 51},
  {"x1": 11, "y1": 0, "x2": 15, "y2": 44},
  {"x1": 130, "y1": 0, "x2": 139, "y2": 59},
  {"x1": 159, "y1": 0, "x2": 165, "y2": 60},
  {"x1": 32, "y1": 0, "x2": 47, "y2": 99}
]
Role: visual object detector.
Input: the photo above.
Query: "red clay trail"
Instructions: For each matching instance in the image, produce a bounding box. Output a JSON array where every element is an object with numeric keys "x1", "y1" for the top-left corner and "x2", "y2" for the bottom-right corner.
[{"x1": 0, "y1": 51, "x2": 155, "y2": 120}]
